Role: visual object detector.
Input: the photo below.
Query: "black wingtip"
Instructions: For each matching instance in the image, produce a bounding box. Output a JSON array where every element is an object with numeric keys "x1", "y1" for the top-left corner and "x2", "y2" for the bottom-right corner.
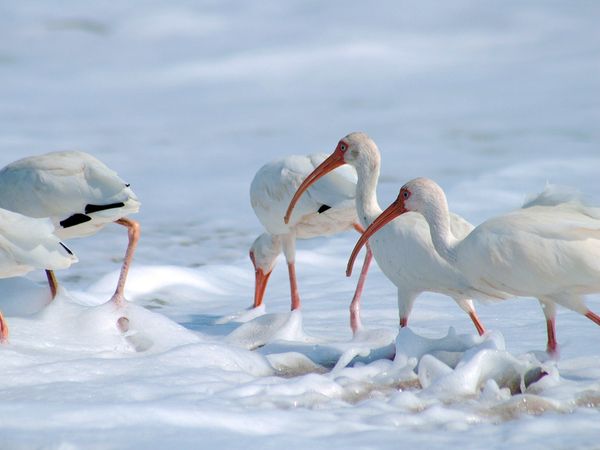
[
  {"x1": 59, "y1": 242, "x2": 74, "y2": 255},
  {"x1": 317, "y1": 204, "x2": 332, "y2": 214},
  {"x1": 60, "y1": 213, "x2": 92, "y2": 228},
  {"x1": 85, "y1": 202, "x2": 125, "y2": 214}
]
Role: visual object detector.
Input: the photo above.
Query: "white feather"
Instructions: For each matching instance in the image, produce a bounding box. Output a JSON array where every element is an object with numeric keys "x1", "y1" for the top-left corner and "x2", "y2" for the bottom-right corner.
[
  {"x1": 0, "y1": 150, "x2": 140, "y2": 238},
  {"x1": 250, "y1": 153, "x2": 357, "y2": 238},
  {"x1": 0, "y1": 208, "x2": 77, "y2": 278}
]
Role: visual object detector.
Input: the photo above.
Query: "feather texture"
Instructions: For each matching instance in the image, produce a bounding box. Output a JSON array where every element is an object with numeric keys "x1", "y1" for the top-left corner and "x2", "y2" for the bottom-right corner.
[{"x1": 0, "y1": 151, "x2": 140, "y2": 238}]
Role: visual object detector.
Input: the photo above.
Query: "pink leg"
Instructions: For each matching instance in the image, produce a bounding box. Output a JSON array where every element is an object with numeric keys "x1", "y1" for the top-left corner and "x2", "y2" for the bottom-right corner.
[
  {"x1": 111, "y1": 218, "x2": 140, "y2": 307},
  {"x1": 400, "y1": 317, "x2": 408, "y2": 328},
  {"x1": 585, "y1": 310, "x2": 600, "y2": 326},
  {"x1": 538, "y1": 300, "x2": 558, "y2": 355},
  {"x1": 288, "y1": 262, "x2": 301, "y2": 311},
  {"x1": 350, "y1": 223, "x2": 373, "y2": 334},
  {"x1": 546, "y1": 318, "x2": 558, "y2": 355},
  {"x1": 0, "y1": 310, "x2": 8, "y2": 343},
  {"x1": 45, "y1": 270, "x2": 59, "y2": 300},
  {"x1": 349, "y1": 242, "x2": 372, "y2": 334},
  {"x1": 469, "y1": 311, "x2": 486, "y2": 336}
]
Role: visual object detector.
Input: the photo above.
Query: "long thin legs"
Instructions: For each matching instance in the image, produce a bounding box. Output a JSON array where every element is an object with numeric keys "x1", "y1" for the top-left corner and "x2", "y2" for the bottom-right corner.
[
  {"x1": 540, "y1": 298, "x2": 600, "y2": 355},
  {"x1": 539, "y1": 300, "x2": 558, "y2": 355},
  {"x1": 288, "y1": 262, "x2": 301, "y2": 311},
  {"x1": 398, "y1": 290, "x2": 417, "y2": 329},
  {"x1": 469, "y1": 311, "x2": 486, "y2": 336},
  {"x1": 281, "y1": 234, "x2": 300, "y2": 311},
  {"x1": 546, "y1": 318, "x2": 558, "y2": 354},
  {"x1": 111, "y1": 218, "x2": 140, "y2": 306},
  {"x1": 585, "y1": 310, "x2": 600, "y2": 326},
  {"x1": 455, "y1": 298, "x2": 486, "y2": 336},
  {"x1": 45, "y1": 270, "x2": 59, "y2": 299},
  {"x1": 44, "y1": 218, "x2": 139, "y2": 308},
  {"x1": 350, "y1": 223, "x2": 373, "y2": 333}
]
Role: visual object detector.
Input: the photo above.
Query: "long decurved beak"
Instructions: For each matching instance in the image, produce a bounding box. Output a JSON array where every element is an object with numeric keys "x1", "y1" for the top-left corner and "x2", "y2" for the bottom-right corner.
[
  {"x1": 346, "y1": 198, "x2": 406, "y2": 276},
  {"x1": 253, "y1": 268, "x2": 272, "y2": 308},
  {"x1": 284, "y1": 148, "x2": 345, "y2": 224}
]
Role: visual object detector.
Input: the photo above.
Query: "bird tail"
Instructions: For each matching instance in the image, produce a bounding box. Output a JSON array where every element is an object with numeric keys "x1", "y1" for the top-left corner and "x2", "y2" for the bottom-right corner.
[{"x1": 522, "y1": 184, "x2": 582, "y2": 209}]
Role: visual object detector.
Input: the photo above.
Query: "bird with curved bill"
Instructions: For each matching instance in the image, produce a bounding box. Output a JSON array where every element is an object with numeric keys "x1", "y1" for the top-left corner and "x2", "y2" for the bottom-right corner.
[
  {"x1": 0, "y1": 151, "x2": 140, "y2": 315},
  {"x1": 348, "y1": 177, "x2": 600, "y2": 355},
  {"x1": 285, "y1": 133, "x2": 487, "y2": 336},
  {"x1": 250, "y1": 153, "x2": 372, "y2": 333}
]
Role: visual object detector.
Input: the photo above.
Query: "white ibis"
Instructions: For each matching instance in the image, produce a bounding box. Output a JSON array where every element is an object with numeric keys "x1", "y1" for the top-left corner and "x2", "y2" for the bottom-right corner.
[
  {"x1": 0, "y1": 151, "x2": 140, "y2": 306},
  {"x1": 285, "y1": 133, "x2": 487, "y2": 335},
  {"x1": 0, "y1": 208, "x2": 77, "y2": 342},
  {"x1": 351, "y1": 177, "x2": 600, "y2": 354},
  {"x1": 250, "y1": 153, "x2": 373, "y2": 332}
]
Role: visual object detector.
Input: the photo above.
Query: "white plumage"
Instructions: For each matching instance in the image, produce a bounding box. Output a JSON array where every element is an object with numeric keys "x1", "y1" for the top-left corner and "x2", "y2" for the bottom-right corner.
[
  {"x1": 287, "y1": 133, "x2": 486, "y2": 335},
  {"x1": 364, "y1": 176, "x2": 600, "y2": 353},
  {"x1": 252, "y1": 154, "x2": 357, "y2": 237},
  {"x1": 0, "y1": 150, "x2": 140, "y2": 305},
  {"x1": 0, "y1": 151, "x2": 140, "y2": 238},
  {"x1": 0, "y1": 208, "x2": 77, "y2": 341},
  {"x1": 249, "y1": 153, "x2": 372, "y2": 332}
]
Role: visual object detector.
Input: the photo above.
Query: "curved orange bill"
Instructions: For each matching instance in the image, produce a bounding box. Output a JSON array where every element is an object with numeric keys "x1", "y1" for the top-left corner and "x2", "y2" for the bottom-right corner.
[
  {"x1": 284, "y1": 148, "x2": 345, "y2": 224},
  {"x1": 346, "y1": 198, "x2": 406, "y2": 277},
  {"x1": 253, "y1": 268, "x2": 272, "y2": 308}
]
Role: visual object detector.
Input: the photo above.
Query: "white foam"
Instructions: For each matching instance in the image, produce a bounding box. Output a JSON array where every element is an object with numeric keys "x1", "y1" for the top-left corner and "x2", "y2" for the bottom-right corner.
[{"x1": 1, "y1": 1, "x2": 600, "y2": 447}]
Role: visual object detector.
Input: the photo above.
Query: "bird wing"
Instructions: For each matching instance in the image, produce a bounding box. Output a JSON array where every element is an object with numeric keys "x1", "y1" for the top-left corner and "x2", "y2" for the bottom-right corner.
[
  {"x1": 250, "y1": 154, "x2": 357, "y2": 234},
  {"x1": 521, "y1": 184, "x2": 600, "y2": 238},
  {"x1": 522, "y1": 184, "x2": 583, "y2": 209},
  {"x1": 459, "y1": 204, "x2": 600, "y2": 297},
  {"x1": 508, "y1": 202, "x2": 600, "y2": 241},
  {"x1": 0, "y1": 208, "x2": 77, "y2": 277},
  {"x1": 448, "y1": 212, "x2": 475, "y2": 239},
  {"x1": 304, "y1": 153, "x2": 357, "y2": 210},
  {"x1": 250, "y1": 155, "x2": 310, "y2": 234},
  {"x1": 0, "y1": 151, "x2": 139, "y2": 225}
]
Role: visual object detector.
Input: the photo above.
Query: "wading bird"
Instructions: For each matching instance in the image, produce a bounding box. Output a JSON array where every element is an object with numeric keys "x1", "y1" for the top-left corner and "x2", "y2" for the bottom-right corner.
[
  {"x1": 0, "y1": 209, "x2": 77, "y2": 342},
  {"x1": 349, "y1": 177, "x2": 600, "y2": 354},
  {"x1": 0, "y1": 151, "x2": 140, "y2": 306},
  {"x1": 250, "y1": 153, "x2": 372, "y2": 332},
  {"x1": 285, "y1": 133, "x2": 487, "y2": 335}
]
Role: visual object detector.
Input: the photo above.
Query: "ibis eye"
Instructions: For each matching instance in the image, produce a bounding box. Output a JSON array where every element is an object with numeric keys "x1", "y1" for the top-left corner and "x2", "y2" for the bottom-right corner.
[
  {"x1": 402, "y1": 190, "x2": 410, "y2": 199},
  {"x1": 340, "y1": 143, "x2": 347, "y2": 152}
]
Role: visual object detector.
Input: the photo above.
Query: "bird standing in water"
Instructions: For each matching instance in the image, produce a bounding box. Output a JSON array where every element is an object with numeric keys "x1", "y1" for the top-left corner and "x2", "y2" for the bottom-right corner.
[
  {"x1": 285, "y1": 133, "x2": 487, "y2": 335},
  {"x1": 250, "y1": 153, "x2": 372, "y2": 333},
  {"x1": 0, "y1": 150, "x2": 140, "y2": 307},
  {"x1": 350, "y1": 177, "x2": 600, "y2": 354},
  {"x1": 0, "y1": 208, "x2": 77, "y2": 342}
]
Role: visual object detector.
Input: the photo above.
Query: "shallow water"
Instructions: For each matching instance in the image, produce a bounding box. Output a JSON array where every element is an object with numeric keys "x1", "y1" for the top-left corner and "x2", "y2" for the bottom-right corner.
[{"x1": 1, "y1": 1, "x2": 600, "y2": 448}]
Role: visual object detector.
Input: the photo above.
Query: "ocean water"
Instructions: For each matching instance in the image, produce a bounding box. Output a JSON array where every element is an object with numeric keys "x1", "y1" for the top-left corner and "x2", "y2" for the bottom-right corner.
[{"x1": 0, "y1": 1, "x2": 599, "y2": 448}]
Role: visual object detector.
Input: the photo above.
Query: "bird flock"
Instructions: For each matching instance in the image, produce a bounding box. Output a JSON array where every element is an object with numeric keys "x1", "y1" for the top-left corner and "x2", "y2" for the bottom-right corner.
[
  {"x1": 2, "y1": 132, "x2": 600, "y2": 356},
  {"x1": 0, "y1": 150, "x2": 139, "y2": 340}
]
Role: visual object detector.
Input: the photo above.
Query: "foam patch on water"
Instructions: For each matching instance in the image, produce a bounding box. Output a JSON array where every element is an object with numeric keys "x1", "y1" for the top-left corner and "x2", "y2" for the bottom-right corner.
[{"x1": 2, "y1": 1, "x2": 600, "y2": 446}]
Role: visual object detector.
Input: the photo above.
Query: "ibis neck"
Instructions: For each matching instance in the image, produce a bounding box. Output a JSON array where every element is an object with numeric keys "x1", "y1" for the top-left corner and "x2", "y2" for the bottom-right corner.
[
  {"x1": 354, "y1": 158, "x2": 382, "y2": 228},
  {"x1": 422, "y1": 195, "x2": 460, "y2": 264}
]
